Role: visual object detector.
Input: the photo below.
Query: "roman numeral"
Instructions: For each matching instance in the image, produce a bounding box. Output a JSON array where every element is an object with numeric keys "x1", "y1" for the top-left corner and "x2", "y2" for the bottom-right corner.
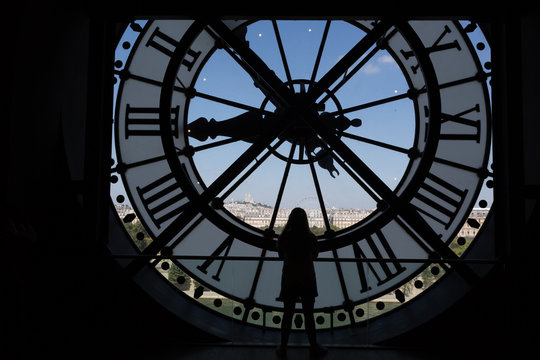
[
  {"x1": 124, "y1": 105, "x2": 179, "y2": 138},
  {"x1": 352, "y1": 230, "x2": 406, "y2": 293},
  {"x1": 411, "y1": 172, "x2": 468, "y2": 230},
  {"x1": 423, "y1": 104, "x2": 481, "y2": 143},
  {"x1": 146, "y1": 27, "x2": 202, "y2": 71},
  {"x1": 440, "y1": 104, "x2": 481, "y2": 142},
  {"x1": 196, "y1": 235, "x2": 234, "y2": 281},
  {"x1": 136, "y1": 173, "x2": 187, "y2": 228},
  {"x1": 401, "y1": 25, "x2": 461, "y2": 74}
]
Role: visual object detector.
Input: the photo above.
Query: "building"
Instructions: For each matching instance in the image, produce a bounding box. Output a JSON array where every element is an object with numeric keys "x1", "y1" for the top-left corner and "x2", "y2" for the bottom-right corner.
[
  {"x1": 329, "y1": 209, "x2": 372, "y2": 228},
  {"x1": 457, "y1": 208, "x2": 489, "y2": 238}
]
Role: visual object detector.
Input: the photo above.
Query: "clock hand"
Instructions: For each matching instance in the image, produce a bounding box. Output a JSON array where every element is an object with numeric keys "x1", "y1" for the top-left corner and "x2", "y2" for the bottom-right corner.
[
  {"x1": 302, "y1": 113, "x2": 361, "y2": 178},
  {"x1": 188, "y1": 111, "x2": 269, "y2": 142},
  {"x1": 188, "y1": 110, "x2": 360, "y2": 144},
  {"x1": 320, "y1": 112, "x2": 362, "y2": 132},
  {"x1": 207, "y1": 19, "x2": 295, "y2": 110}
]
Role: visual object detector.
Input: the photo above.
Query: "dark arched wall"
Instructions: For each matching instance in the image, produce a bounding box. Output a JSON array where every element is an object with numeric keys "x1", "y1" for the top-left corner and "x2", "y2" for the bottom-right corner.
[{"x1": 4, "y1": 2, "x2": 539, "y2": 358}]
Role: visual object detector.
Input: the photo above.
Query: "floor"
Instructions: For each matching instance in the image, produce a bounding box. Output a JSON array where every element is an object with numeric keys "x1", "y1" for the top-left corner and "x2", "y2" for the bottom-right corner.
[
  {"x1": 13, "y1": 340, "x2": 506, "y2": 360},
  {"x1": 135, "y1": 342, "x2": 444, "y2": 360}
]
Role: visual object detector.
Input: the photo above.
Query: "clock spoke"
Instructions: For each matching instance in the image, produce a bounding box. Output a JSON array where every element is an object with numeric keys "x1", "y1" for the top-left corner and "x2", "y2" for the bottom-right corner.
[
  {"x1": 308, "y1": 20, "x2": 331, "y2": 91},
  {"x1": 306, "y1": 20, "x2": 393, "y2": 104},
  {"x1": 395, "y1": 209, "x2": 481, "y2": 285},
  {"x1": 271, "y1": 20, "x2": 294, "y2": 90},
  {"x1": 269, "y1": 143, "x2": 296, "y2": 231},
  {"x1": 306, "y1": 150, "x2": 332, "y2": 232},
  {"x1": 201, "y1": 128, "x2": 285, "y2": 202},
  {"x1": 311, "y1": 117, "x2": 396, "y2": 205},
  {"x1": 331, "y1": 248, "x2": 355, "y2": 325},
  {"x1": 330, "y1": 153, "x2": 381, "y2": 203},
  {"x1": 331, "y1": 91, "x2": 412, "y2": 115},
  {"x1": 124, "y1": 204, "x2": 200, "y2": 276},
  {"x1": 187, "y1": 89, "x2": 274, "y2": 115},
  {"x1": 340, "y1": 131, "x2": 411, "y2": 155},
  {"x1": 219, "y1": 138, "x2": 287, "y2": 201},
  {"x1": 318, "y1": 43, "x2": 380, "y2": 106},
  {"x1": 116, "y1": 69, "x2": 270, "y2": 115},
  {"x1": 241, "y1": 248, "x2": 267, "y2": 323},
  {"x1": 189, "y1": 135, "x2": 247, "y2": 153},
  {"x1": 318, "y1": 26, "x2": 399, "y2": 106}
]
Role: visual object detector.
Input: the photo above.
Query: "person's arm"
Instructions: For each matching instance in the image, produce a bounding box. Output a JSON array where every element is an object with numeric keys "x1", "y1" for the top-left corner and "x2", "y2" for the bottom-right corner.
[
  {"x1": 311, "y1": 234, "x2": 319, "y2": 259},
  {"x1": 277, "y1": 235, "x2": 286, "y2": 258}
]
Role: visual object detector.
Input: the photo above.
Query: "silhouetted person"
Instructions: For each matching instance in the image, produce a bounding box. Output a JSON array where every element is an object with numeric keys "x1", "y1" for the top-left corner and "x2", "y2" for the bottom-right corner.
[{"x1": 276, "y1": 208, "x2": 328, "y2": 358}]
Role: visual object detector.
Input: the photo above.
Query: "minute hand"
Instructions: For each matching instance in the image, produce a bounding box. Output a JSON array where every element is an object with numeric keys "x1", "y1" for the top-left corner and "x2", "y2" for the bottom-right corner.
[
  {"x1": 208, "y1": 19, "x2": 294, "y2": 109},
  {"x1": 306, "y1": 20, "x2": 393, "y2": 104}
]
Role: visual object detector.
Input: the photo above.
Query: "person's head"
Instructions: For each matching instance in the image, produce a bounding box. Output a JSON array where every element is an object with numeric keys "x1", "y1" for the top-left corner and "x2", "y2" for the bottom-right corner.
[{"x1": 285, "y1": 207, "x2": 310, "y2": 233}]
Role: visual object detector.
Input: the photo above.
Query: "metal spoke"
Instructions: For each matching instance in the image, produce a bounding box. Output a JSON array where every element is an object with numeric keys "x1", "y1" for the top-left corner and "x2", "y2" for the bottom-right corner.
[
  {"x1": 306, "y1": 150, "x2": 331, "y2": 231},
  {"x1": 201, "y1": 128, "x2": 286, "y2": 207},
  {"x1": 309, "y1": 20, "x2": 331, "y2": 90},
  {"x1": 330, "y1": 72, "x2": 490, "y2": 116},
  {"x1": 330, "y1": 152, "x2": 381, "y2": 203},
  {"x1": 272, "y1": 20, "x2": 293, "y2": 90},
  {"x1": 306, "y1": 20, "x2": 392, "y2": 104},
  {"x1": 113, "y1": 70, "x2": 271, "y2": 116},
  {"x1": 318, "y1": 44, "x2": 380, "y2": 105},
  {"x1": 191, "y1": 135, "x2": 251, "y2": 152},
  {"x1": 331, "y1": 92, "x2": 410, "y2": 115},
  {"x1": 220, "y1": 139, "x2": 286, "y2": 201},
  {"x1": 269, "y1": 143, "x2": 296, "y2": 230},
  {"x1": 340, "y1": 132, "x2": 410, "y2": 154},
  {"x1": 190, "y1": 89, "x2": 274, "y2": 115}
]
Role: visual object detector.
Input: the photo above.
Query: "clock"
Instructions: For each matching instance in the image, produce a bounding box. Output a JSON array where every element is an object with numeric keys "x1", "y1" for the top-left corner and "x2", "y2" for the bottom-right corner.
[{"x1": 109, "y1": 17, "x2": 494, "y2": 343}]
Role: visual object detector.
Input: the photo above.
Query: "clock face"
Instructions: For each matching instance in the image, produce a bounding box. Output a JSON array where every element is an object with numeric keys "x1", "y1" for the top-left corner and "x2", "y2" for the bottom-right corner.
[{"x1": 110, "y1": 18, "x2": 493, "y2": 339}]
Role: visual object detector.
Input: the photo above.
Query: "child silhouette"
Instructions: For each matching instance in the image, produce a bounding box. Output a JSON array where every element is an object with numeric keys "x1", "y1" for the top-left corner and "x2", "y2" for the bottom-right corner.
[{"x1": 276, "y1": 207, "x2": 328, "y2": 358}]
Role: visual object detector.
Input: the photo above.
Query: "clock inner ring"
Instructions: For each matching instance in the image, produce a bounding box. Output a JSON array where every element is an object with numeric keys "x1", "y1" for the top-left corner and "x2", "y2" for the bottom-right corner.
[{"x1": 262, "y1": 79, "x2": 361, "y2": 170}]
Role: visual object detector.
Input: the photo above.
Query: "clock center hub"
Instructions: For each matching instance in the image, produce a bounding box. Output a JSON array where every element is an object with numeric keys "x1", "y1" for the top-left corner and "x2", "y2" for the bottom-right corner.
[{"x1": 261, "y1": 79, "x2": 361, "y2": 173}]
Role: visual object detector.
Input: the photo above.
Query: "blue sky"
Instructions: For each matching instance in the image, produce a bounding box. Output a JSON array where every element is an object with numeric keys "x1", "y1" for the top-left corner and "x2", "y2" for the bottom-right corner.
[{"x1": 113, "y1": 19, "x2": 492, "y2": 211}]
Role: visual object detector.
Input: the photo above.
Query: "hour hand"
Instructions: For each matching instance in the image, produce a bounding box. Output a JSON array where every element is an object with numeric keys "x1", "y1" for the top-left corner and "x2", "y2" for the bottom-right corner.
[{"x1": 187, "y1": 111, "x2": 267, "y2": 142}]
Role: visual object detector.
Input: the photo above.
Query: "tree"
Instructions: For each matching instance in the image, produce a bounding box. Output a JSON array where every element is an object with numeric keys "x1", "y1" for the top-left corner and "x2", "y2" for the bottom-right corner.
[
  {"x1": 168, "y1": 263, "x2": 192, "y2": 290},
  {"x1": 123, "y1": 220, "x2": 151, "y2": 250}
]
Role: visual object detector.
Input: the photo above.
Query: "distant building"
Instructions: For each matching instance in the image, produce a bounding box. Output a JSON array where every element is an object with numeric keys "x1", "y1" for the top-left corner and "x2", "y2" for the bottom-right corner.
[
  {"x1": 115, "y1": 204, "x2": 134, "y2": 217},
  {"x1": 457, "y1": 208, "x2": 489, "y2": 238},
  {"x1": 329, "y1": 209, "x2": 372, "y2": 228}
]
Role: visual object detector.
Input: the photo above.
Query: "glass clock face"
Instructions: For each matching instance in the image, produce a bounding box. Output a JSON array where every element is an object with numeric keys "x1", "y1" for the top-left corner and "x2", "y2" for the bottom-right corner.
[{"x1": 110, "y1": 18, "x2": 493, "y2": 337}]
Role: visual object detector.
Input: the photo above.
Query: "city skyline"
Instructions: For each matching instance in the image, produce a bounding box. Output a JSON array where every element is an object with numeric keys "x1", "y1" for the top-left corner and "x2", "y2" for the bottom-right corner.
[{"x1": 115, "y1": 193, "x2": 490, "y2": 233}]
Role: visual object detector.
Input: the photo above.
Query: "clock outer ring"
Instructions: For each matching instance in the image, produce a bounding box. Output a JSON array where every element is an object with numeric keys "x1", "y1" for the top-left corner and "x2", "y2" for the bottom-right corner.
[
  {"x1": 107, "y1": 18, "x2": 496, "y2": 344},
  {"x1": 158, "y1": 19, "x2": 443, "y2": 253}
]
